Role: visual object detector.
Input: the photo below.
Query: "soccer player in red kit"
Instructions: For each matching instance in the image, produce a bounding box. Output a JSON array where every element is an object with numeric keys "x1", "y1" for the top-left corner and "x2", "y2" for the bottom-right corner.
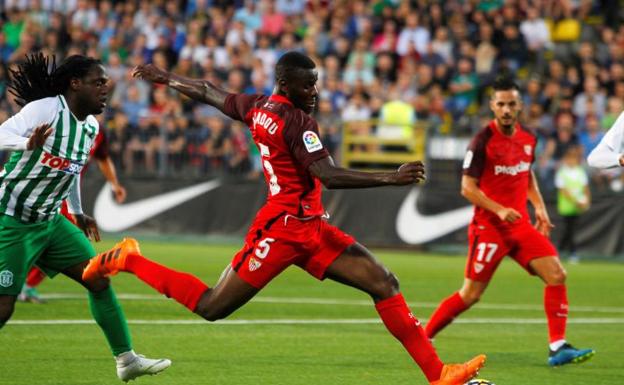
[
  {"x1": 83, "y1": 52, "x2": 486, "y2": 385},
  {"x1": 19, "y1": 130, "x2": 126, "y2": 303},
  {"x1": 424, "y1": 77, "x2": 594, "y2": 367}
]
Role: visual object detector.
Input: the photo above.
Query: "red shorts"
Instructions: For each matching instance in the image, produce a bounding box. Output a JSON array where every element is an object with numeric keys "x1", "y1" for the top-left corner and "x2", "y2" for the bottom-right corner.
[
  {"x1": 465, "y1": 220, "x2": 558, "y2": 282},
  {"x1": 232, "y1": 210, "x2": 355, "y2": 289}
]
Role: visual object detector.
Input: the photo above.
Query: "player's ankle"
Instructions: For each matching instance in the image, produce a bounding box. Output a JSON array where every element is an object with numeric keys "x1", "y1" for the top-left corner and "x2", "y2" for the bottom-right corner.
[
  {"x1": 115, "y1": 350, "x2": 137, "y2": 366},
  {"x1": 549, "y1": 339, "x2": 566, "y2": 351}
]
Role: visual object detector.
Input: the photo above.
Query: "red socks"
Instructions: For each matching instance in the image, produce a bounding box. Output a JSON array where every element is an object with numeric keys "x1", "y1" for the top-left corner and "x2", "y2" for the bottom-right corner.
[
  {"x1": 375, "y1": 293, "x2": 443, "y2": 382},
  {"x1": 544, "y1": 284, "x2": 568, "y2": 343},
  {"x1": 125, "y1": 254, "x2": 209, "y2": 312},
  {"x1": 425, "y1": 292, "x2": 469, "y2": 339},
  {"x1": 26, "y1": 267, "x2": 46, "y2": 287}
]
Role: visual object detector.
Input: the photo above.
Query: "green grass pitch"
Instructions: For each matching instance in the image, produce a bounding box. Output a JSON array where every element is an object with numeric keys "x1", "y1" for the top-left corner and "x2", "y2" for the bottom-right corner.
[{"x1": 3, "y1": 240, "x2": 623, "y2": 385}]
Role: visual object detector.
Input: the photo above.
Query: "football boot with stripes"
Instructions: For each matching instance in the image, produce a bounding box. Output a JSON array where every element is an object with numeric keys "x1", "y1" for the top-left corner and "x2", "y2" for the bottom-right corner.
[
  {"x1": 82, "y1": 238, "x2": 141, "y2": 281},
  {"x1": 430, "y1": 354, "x2": 486, "y2": 385}
]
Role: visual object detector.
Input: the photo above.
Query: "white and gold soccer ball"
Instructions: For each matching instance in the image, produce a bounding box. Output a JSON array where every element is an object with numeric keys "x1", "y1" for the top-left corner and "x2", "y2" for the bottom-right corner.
[{"x1": 465, "y1": 380, "x2": 495, "y2": 385}]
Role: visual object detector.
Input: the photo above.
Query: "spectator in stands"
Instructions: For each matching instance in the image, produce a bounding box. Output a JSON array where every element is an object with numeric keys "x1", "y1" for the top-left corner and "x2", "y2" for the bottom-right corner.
[
  {"x1": 498, "y1": 23, "x2": 529, "y2": 72},
  {"x1": 316, "y1": 97, "x2": 342, "y2": 160},
  {"x1": 227, "y1": 121, "x2": 251, "y2": 175},
  {"x1": 396, "y1": 13, "x2": 429, "y2": 57},
  {"x1": 573, "y1": 77, "x2": 607, "y2": 120},
  {"x1": 200, "y1": 116, "x2": 230, "y2": 174},
  {"x1": 378, "y1": 90, "x2": 416, "y2": 142},
  {"x1": 341, "y1": 92, "x2": 371, "y2": 138},
  {"x1": 448, "y1": 58, "x2": 479, "y2": 119},
  {"x1": 124, "y1": 112, "x2": 160, "y2": 175},
  {"x1": 539, "y1": 112, "x2": 580, "y2": 189},
  {"x1": 520, "y1": 6, "x2": 552, "y2": 69},
  {"x1": 555, "y1": 145, "x2": 590, "y2": 262}
]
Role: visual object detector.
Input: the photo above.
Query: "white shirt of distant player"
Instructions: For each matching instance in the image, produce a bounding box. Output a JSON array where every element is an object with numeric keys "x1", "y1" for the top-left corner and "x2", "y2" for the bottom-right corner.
[{"x1": 587, "y1": 110, "x2": 624, "y2": 168}]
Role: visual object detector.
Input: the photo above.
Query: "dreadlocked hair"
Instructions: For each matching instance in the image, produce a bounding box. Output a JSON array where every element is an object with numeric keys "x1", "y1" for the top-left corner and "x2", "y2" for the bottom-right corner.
[{"x1": 9, "y1": 53, "x2": 102, "y2": 107}]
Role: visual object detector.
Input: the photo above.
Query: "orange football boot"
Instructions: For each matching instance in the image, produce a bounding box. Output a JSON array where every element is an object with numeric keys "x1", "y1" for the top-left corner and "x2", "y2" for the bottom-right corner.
[
  {"x1": 82, "y1": 238, "x2": 141, "y2": 281},
  {"x1": 430, "y1": 354, "x2": 486, "y2": 385}
]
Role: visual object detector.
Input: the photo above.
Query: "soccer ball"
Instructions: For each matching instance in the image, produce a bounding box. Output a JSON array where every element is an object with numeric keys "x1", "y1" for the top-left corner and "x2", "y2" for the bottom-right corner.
[{"x1": 465, "y1": 380, "x2": 495, "y2": 385}]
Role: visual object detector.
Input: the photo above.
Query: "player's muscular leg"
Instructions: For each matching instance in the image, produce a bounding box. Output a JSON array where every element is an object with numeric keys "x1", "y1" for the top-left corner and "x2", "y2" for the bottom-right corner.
[
  {"x1": 529, "y1": 256, "x2": 567, "y2": 285},
  {"x1": 0, "y1": 295, "x2": 17, "y2": 328},
  {"x1": 64, "y1": 261, "x2": 111, "y2": 292},
  {"x1": 324, "y1": 242, "x2": 399, "y2": 302},
  {"x1": 458, "y1": 278, "x2": 489, "y2": 306},
  {"x1": 194, "y1": 266, "x2": 259, "y2": 321}
]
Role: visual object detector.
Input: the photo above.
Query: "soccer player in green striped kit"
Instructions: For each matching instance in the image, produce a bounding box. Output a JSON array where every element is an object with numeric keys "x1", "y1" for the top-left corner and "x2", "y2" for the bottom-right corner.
[{"x1": 0, "y1": 53, "x2": 170, "y2": 382}]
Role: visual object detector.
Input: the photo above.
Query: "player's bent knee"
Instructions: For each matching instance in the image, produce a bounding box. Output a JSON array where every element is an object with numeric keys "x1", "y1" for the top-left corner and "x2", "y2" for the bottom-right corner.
[
  {"x1": 548, "y1": 268, "x2": 567, "y2": 285},
  {"x1": 371, "y1": 272, "x2": 400, "y2": 300},
  {"x1": 0, "y1": 300, "x2": 15, "y2": 326}
]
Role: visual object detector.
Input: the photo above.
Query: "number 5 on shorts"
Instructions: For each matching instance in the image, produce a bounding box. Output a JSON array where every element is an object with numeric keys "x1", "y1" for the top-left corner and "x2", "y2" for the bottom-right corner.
[{"x1": 255, "y1": 238, "x2": 275, "y2": 259}]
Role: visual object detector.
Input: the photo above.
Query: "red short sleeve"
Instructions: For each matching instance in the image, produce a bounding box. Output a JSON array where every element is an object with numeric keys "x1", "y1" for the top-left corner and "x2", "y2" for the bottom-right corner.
[
  {"x1": 222, "y1": 93, "x2": 265, "y2": 122},
  {"x1": 91, "y1": 131, "x2": 109, "y2": 160},
  {"x1": 463, "y1": 128, "x2": 491, "y2": 179},
  {"x1": 283, "y1": 112, "x2": 329, "y2": 169}
]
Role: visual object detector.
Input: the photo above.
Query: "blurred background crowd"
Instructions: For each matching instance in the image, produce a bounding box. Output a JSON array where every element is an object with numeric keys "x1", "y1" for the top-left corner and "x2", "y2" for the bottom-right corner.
[{"x1": 0, "y1": 0, "x2": 622, "y2": 191}]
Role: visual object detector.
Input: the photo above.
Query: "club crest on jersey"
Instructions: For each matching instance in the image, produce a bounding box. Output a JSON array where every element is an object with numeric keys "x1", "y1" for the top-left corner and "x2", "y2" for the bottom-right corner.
[
  {"x1": 303, "y1": 131, "x2": 323, "y2": 153},
  {"x1": 474, "y1": 263, "x2": 485, "y2": 274},
  {"x1": 248, "y1": 257, "x2": 262, "y2": 272},
  {"x1": 0, "y1": 270, "x2": 13, "y2": 287},
  {"x1": 524, "y1": 145, "x2": 532, "y2": 156},
  {"x1": 40, "y1": 151, "x2": 84, "y2": 175}
]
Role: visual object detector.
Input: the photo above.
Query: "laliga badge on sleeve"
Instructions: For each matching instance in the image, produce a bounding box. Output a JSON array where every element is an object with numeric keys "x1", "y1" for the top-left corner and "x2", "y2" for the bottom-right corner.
[{"x1": 303, "y1": 131, "x2": 323, "y2": 153}]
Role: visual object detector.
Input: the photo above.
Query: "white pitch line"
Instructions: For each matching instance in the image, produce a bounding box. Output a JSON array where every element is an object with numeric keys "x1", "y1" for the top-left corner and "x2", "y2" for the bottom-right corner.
[
  {"x1": 37, "y1": 293, "x2": 624, "y2": 314},
  {"x1": 7, "y1": 318, "x2": 624, "y2": 326}
]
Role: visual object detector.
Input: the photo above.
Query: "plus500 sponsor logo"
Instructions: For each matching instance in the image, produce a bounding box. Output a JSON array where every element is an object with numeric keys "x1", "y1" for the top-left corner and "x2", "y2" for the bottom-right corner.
[
  {"x1": 40, "y1": 152, "x2": 84, "y2": 175},
  {"x1": 494, "y1": 161, "x2": 530, "y2": 176}
]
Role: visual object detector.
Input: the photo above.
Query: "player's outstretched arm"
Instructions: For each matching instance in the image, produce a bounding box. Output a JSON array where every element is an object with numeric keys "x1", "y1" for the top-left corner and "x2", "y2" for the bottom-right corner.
[
  {"x1": 461, "y1": 174, "x2": 521, "y2": 222},
  {"x1": 308, "y1": 157, "x2": 425, "y2": 189},
  {"x1": 587, "y1": 110, "x2": 624, "y2": 168},
  {"x1": 132, "y1": 64, "x2": 229, "y2": 112}
]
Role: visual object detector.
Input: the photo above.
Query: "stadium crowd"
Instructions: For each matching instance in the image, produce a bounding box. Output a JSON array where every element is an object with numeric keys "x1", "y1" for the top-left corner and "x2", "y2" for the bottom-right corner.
[{"x1": 0, "y1": 0, "x2": 622, "y2": 189}]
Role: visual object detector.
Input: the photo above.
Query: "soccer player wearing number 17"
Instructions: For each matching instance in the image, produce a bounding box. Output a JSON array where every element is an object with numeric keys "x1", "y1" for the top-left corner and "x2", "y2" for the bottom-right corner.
[
  {"x1": 424, "y1": 77, "x2": 595, "y2": 367},
  {"x1": 83, "y1": 51, "x2": 485, "y2": 385}
]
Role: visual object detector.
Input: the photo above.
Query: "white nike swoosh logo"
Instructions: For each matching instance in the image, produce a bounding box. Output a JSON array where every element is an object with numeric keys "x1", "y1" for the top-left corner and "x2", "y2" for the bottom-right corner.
[
  {"x1": 94, "y1": 180, "x2": 221, "y2": 232},
  {"x1": 396, "y1": 187, "x2": 473, "y2": 244}
]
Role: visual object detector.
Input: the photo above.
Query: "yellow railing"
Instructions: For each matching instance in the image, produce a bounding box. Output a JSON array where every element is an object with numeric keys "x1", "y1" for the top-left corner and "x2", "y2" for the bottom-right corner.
[{"x1": 340, "y1": 120, "x2": 427, "y2": 171}]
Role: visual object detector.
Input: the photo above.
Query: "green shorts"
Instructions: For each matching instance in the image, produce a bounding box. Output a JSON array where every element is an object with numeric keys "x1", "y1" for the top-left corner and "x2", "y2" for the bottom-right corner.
[{"x1": 0, "y1": 214, "x2": 96, "y2": 295}]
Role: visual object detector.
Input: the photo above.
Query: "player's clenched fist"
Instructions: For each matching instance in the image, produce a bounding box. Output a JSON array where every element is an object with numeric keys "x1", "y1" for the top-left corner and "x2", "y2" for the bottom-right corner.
[
  {"x1": 496, "y1": 206, "x2": 522, "y2": 222},
  {"x1": 395, "y1": 161, "x2": 426, "y2": 185},
  {"x1": 132, "y1": 64, "x2": 170, "y2": 84}
]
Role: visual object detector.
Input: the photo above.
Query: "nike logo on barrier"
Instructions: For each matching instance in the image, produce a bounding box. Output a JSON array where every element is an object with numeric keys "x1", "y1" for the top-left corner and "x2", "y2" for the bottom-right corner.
[
  {"x1": 94, "y1": 180, "x2": 221, "y2": 232},
  {"x1": 396, "y1": 187, "x2": 473, "y2": 244}
]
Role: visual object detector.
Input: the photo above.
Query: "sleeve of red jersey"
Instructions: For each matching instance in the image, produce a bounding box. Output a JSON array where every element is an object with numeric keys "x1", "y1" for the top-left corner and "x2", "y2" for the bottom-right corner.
[
  {"x1": 92, "y1": 131, "x2": 109, "y2": 161},
  {"x1": 462, "y1": 132, "x2": 487, "y2": 178},
  {"x1": 283, "y1": 112, "x2": 330, "y2": 169},
  {"x1": 222, "y1": 93, "x2": 264, "y2": 122}
]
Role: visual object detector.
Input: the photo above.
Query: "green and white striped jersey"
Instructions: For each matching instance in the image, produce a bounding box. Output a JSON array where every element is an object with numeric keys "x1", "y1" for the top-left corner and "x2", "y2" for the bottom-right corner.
[{"x1": 0, "y1": 95, "x2": 98, "y2": 223}]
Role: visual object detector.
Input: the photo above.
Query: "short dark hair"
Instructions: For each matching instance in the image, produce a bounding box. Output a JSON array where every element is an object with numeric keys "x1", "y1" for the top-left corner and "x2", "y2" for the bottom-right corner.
[
  {"x1": 492, "y1": 75, "x2": 520, "y2": 92},
  {"x1": 275, "y1": 51, "x2": 315, "y2": 82}
]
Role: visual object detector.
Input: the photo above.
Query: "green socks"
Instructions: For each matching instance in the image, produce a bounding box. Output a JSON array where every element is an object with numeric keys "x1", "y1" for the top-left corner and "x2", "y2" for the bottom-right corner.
[{"x1": 88, "y1": 286, "x2": 132, "y2": 356}]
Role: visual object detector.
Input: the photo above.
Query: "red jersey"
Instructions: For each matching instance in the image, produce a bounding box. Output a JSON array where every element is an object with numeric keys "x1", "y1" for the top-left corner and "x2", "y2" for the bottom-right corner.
[
  {"x1": 223, "y1": 93, "x2": 330, "y2": 217},
  {"x1": 462, "y1": 121, "x2": 537, "y2": 227}
]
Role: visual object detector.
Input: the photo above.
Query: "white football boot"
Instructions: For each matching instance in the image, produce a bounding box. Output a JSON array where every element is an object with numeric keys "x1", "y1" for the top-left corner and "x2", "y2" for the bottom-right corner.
[{"x1": 116, "y1": 351, "x2": 171, "y2": 382}]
